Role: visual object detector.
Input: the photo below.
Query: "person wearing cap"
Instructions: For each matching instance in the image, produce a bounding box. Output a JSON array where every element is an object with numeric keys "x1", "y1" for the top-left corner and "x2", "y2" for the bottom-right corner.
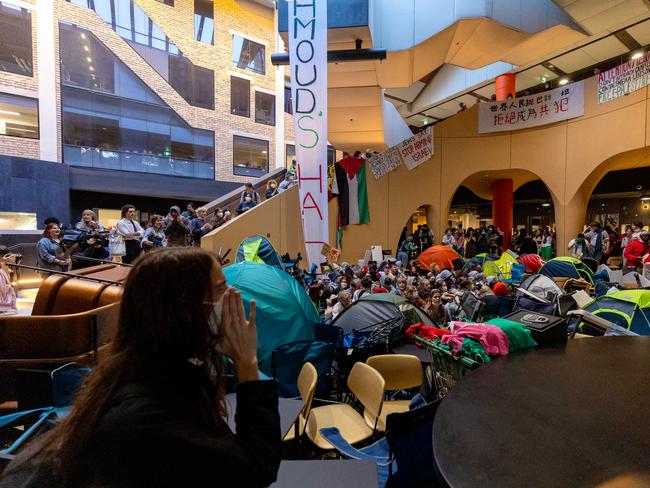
[
  {"x1": 623, "y1": 231, "x2": 649, "y2": 273},
  {"x1": 164, "y1": 206, "x2": 190, "y2": 247}
]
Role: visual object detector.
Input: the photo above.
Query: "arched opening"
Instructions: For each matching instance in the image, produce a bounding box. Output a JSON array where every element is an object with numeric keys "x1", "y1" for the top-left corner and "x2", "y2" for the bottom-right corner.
[{"x1": 397, "y1": 204, "x2": 435, "y2": 256}]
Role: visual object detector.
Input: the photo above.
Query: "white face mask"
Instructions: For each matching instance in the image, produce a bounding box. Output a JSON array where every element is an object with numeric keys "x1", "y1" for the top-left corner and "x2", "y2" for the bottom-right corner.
[
  {"x1": 341, "y1": 282, "x2": 349, "y2": 289},
  {"x1": 205, "y1": 294, "x2": 225, "y2": 337}
]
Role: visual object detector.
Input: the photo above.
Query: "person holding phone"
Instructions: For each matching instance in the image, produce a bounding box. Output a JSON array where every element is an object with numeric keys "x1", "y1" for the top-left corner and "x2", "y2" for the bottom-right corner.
[{"x1": 0, "y1": 247, "x2": 281, "y2": 487}]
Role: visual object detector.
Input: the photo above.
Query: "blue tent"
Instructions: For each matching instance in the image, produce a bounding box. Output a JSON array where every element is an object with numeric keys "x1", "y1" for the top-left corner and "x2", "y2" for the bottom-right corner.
[
  {"x1": 539, "y1": 256, "x2": 594, "y2": 284},
  {"x1": 223, "y1": 262, "x2": 318, "y2": 374},
  {"x1": 236, "y1": 235, "x2": 284, "y2": 270},
  {"x1": 578, "y1": 290, "x2": 650, "y2": 335}
]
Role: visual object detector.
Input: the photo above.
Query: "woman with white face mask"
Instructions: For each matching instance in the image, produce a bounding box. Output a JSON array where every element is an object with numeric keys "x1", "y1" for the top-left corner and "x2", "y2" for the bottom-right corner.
[{"x1": 0, "y1": 248, "x2": 281, "y2": 488}]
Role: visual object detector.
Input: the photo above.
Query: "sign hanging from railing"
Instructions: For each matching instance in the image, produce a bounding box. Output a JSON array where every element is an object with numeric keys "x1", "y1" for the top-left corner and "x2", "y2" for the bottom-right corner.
[
  {"x1": 478, "y1": 81, "x2": 584, "y2": 134},
  {"x1": 289, "y1": 0, "x2": 328, "y2": 267},
  {"x1": 598, "y1": 51, "x2": 650, "y2": 104},
  {"x1": 367, "y1": 126, "x2": 434, "y2": 179}
]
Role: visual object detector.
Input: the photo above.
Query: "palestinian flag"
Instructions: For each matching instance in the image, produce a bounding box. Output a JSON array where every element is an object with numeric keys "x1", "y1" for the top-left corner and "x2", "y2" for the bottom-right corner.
[{"x1": 334, "y1": 156, "x2": 370, "y2": 225}]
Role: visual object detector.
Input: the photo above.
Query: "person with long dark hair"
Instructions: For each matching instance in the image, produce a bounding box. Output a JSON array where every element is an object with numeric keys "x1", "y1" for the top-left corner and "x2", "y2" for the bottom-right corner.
[
  {"x1": 0, "y1": 247, "x2": 281, "y2": 487},
  {"x1": 36, "y1": 223, "x2": 70, "y2": 274}
]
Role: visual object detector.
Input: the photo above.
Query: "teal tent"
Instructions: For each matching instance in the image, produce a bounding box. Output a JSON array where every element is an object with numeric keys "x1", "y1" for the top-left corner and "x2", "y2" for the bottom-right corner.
[
  {"x1": 223, "y1": 262, "x2": 318, "y2": 374},
  {"x1": 577, "y1": 290, "x2": 650, "y2": 335},
  {"x1": 235, "y1": 235, "x2": 284, "y2": 270},
  {"x1": 540, "y1": 256, "x2": 594, "y2": 284}
]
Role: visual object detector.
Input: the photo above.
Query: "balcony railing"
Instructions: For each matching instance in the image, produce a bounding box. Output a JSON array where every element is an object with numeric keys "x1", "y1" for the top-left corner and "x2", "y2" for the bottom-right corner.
[{"x1": 63, "y1": 145, "x2": 214, "y2": 179}]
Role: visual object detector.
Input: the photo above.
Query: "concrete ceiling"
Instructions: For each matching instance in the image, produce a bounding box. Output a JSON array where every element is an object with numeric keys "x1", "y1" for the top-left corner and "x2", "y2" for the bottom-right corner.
[{"x1": 553, "y1": 0, "x2": 650, "y2": 35}]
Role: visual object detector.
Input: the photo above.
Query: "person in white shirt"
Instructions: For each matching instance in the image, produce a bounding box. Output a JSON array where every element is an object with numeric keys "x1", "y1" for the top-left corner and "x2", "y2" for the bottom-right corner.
[{"x1": 116, "y1": 204, "x2": 144, "y2": 264}]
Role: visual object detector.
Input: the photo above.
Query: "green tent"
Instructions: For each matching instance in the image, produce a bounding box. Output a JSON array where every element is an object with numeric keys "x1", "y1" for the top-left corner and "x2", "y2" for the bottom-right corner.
[
  {"x1": 235, "y1": 235, "x2": 285, "y2": 270},
  {"x1": 223, "y1": 262, "x2": 318, "y2": 374},
  {"x1": 578, "y1": 289, "x2": 650, "y2": 335},
  {"x1": 540, "y1": 256, "x2": 594, "y2": 284}
]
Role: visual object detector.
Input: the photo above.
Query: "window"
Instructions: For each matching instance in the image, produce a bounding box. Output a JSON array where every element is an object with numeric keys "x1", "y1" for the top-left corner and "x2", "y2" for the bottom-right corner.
[
  {"x1": 60, "y1": 24, "x2": 214, "y2": 180},
  {"x1": 194, "y1": 0, "x2": 214, "y2": 45},
  {"x1": 155, "y1": 0, "x2": 174, "y2": 4},
  {"x1": 285, "y1": 144, "x2": 295, "y2": 168},
  {"x1": 67, "y1": 0, "x2": 214, "y2": 109},
  {"x1": 0, "y1": 92, "x2": 38, "y2": 139},
  {"x1": 230, "y1": 76, "x2": 250, "y2": 117},
  {"x1": 0, "y1": 2, "x2": 33, "y2": 76},
  {"x1": 232, "y1": 35, "x2": 265, "y2": 75},
  {"x1": 233, "y1": 135, "x2": 268, "y2": 176},
  {"x1": 284, "y1": 85, "x2": 292, "y2": 114},
  {"x1": 255, "y1": 92, "x2": 275, "y2": 126}
]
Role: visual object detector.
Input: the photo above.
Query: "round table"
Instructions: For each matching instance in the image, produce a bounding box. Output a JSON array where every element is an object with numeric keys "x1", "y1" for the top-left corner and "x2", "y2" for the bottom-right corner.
[{"x1": 434, "y1": 337, "x2": 650, "y2": 487}]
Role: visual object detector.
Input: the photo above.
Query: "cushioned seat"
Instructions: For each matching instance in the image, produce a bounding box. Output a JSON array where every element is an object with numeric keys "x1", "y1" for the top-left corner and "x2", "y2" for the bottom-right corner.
[
  {"x1": 50, "y1": 279, "x2": 107, "y2": 316},
  {"x1": 31, "y1": 275, "x2": 71, "y2": 316},
  {"x1": 97, "y1": 285, "x2": 123, "y2": 307}
]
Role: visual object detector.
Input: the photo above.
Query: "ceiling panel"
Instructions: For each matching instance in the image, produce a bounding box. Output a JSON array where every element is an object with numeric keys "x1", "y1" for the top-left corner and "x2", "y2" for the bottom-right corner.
[
  {"x1": 550, "y1": 49, "x2": 598, "y2": 72},
  {"x1": 626, "y1": 19, "x2": 650, "y2": 45},
  {"x1": 474, "y1": 83, "x2": 496, "y2": 99},
  {"x1": 384, "y1": 81, "x2": 426, "y2": 103},
  {"x1": 581, "y1": 36, "x2": 629, "y2": 61}
]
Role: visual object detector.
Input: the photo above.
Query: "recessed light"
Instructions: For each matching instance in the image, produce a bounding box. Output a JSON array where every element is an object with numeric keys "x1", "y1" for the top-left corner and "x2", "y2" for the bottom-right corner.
[
  {"x1": 0, "y1": 109, "x2": 20, "y2": 116},
  {"x1": 541, "y1": 203, "x2": 551, "y2": 207},
  {"x1": 80, "y1": 33, "x2": 86, "y2": 39},
  {"x1": 631, "y1": 51, "x2": 644, "y2": 60},
  {"x1": 87, "y1": 57, "x2": 92, "y2": 62},
  {"x1": 84, "y1": 46, "x2": 89, "y2": 52},
  {"x1": 558, "y1": 78, "x2": 569, "y2": 85},
  {"x1": 89, "y1": 66, "x2": 94, "y2": 71}
]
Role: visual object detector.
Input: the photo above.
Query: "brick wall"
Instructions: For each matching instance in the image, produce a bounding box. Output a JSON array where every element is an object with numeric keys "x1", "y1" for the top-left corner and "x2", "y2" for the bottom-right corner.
[{"x1": 0, "y1": 1, "x2": 39, "y2": 160}]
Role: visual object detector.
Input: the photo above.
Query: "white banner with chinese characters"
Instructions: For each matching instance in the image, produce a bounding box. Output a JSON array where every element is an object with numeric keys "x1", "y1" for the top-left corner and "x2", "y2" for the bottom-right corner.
[
  {"x1": 478, "y1": 81, "x2": 584, "y2": 134},
  {"x1": 288, "y1": 0, "x2": 328, "y2": 267},
  {"x1": 398, "y1": 126, "x2": 434, "y2": 170},
  {"x1": 598, "y1": 52, "x2": 650, "y2": 104}
]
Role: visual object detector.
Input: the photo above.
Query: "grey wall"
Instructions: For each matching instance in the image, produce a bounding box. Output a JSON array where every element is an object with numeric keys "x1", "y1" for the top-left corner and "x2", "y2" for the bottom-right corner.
[{"x1": 0, "y1": 156, "x2": 70, "y2": 227}]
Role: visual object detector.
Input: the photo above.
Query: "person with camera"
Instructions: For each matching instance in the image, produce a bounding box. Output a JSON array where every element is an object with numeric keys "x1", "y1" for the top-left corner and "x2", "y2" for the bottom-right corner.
[
  {"x1": 0, "y1": 246, "x2": 17, "y2": 314},
  {"x1": 75, "y1": 209, "x2": 104, "y2": 233},
  {"x1": 36, "y1": 223, "x2": 70, "y2": 275},
  {"x1": 141, "y1": 214, "x2": 165, "y2": 252},
  {"x1": 0, "y1": 247, "x2": 281, "y2": 488},
  {"x1": 72, "y1": 220, "x2": 110, "y2": 269}
]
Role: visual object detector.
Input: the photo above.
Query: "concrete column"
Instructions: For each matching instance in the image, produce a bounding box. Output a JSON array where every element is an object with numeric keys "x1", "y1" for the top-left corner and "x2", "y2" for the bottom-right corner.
[
  {"x1": 492, "y1": 179, "x2": 513, "y2": 250},
  {"x1": 37, "y1": 0, "x2": 58, "y2": 162},
  {"x1": 555, "y1": 195, "x2": 588, "y2": 257},
  {"x1": 495, "y1": 73, "x2": 516, "y2": 101},
  {"x1": 273, "y1": 4, "x2": 285, "y2": 170}
]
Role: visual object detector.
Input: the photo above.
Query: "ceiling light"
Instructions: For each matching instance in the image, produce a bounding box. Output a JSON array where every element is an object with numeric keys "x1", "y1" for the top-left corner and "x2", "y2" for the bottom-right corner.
[
  {"x1": 87, "y1": 57, "x2": 92, "y2": 62},
  {"x1": 539, "y1": 75, "x2": 547, "y2": 83},
  {"x1": 541, "y1": 203, "x2": 551, "y2": 207},
  {"x1": 422, "y1": 118, "x2": 429, "y2": 125},
  {"x1": 89, "y1": 66, "x2": 94, "y2": 71},
  {"x1": 558, "y1": 78, "x2": 569, "y2": 85},
  {"x1": 641, "y1": 196, "x2": 650, "y2": 201},
  {"x1": 84, "y1": 46, "x2": 89, "y2": 52},
  {"x1": 0, "y1": 109, "x2": 20, "y2": 116},
  {"x1": 80, "y1": 33, "x2": 86, "y2": 39},
  {"x1": 631, "y1": 51, "x2": 644, "y2": 60}
]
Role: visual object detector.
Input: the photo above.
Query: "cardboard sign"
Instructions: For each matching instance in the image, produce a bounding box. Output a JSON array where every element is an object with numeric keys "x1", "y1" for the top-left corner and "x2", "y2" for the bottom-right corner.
[{"x1": 398, "y1": 126, "x2": 433, "y2": 170}]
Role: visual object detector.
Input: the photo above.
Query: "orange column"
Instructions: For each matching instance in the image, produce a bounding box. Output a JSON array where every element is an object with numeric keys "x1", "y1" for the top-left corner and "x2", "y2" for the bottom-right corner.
[
  {"x1": 495, "y1": 73, "x2": 516, "y2": 101},
  {"x1": 492, "y1": 179, "x2": 513, "y2": 250}
]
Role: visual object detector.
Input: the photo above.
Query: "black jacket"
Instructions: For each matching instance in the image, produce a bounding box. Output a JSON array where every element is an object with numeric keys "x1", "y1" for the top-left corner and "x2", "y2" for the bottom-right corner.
[{"x1": 0, "y1": 366, "x2": 281, "y2": 488}]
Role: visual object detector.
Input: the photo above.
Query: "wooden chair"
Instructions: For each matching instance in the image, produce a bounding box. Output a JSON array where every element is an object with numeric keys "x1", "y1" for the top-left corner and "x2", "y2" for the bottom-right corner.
[
  {"x1": 366, "y1": 354, "x2": 423, "y2": 431},
  {"x1": 283, "y1": 362, "x2": 317, "y2": 442},
  {"x1": 306, "y1": 362, "x2": 384, "y2": 450}
]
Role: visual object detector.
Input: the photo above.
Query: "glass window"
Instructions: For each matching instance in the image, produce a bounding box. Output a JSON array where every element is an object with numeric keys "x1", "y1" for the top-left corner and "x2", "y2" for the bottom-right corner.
[
  {"x1": 255, "y1": 92, "x2": 275, "y2": 126},
  {"x1": 232, "y1": 35, "x2": 265, "y2": 75},
  {"x1": 0, "y1": 2, "x2": 33, "y2": 76},
  {"x1": 233, "y1": 135, "x2": 268, "y2": 177},
  {"x1": 66, "y1": 0, "x2": 214, "y2": 110},
  {"x1": 0, "y1": 92, "x2": 38, "y2": 139},
  {"x1": 284, "y1": 85, "x2": 292, "y2": 114},
  {"x1": 60, "y1": 24, "x2": 214, "y2": 180},
  {"x1": 230, "y1": 76, "x2": 250, "y2": 118},
  {"x1": 285, "y1": 144, "x2": 295, "y2": 168},
  {"x1": 194, "y1": 0, "x2": 214, "y2": 45}
]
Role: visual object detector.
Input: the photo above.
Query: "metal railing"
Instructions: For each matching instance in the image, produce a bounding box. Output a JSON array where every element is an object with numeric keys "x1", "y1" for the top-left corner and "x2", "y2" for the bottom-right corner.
[{"x1": 7, "y1": 263, "x2": 124, "y2": 286}]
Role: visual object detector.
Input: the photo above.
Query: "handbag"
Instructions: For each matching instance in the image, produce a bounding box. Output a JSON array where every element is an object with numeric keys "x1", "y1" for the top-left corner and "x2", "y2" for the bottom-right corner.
[{"x1": 109, "y1": 232, "x2": 126, "y2": 256}]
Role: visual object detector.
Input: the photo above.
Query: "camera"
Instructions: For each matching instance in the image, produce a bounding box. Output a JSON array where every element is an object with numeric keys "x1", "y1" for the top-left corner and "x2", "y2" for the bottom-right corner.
[{"x1": 150, "y1": 235, "x2": 164, "y2": 247}]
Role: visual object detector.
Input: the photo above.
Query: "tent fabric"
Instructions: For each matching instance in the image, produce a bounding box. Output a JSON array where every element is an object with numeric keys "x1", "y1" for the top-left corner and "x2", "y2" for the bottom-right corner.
[
  {"x1": 415, "y1": 245, "x2": 463, "y2": 271},
  {"x1": 581, "y1": 289, "x2": 650, "y2": 335},
  {"x1": 223, "y1": 262, "x2": 318, "y2": 374},
  {"x1": 236, "y1": 235, "x2": 284, "y2": 270},
  {"x1": 334, "y1": 293, "x2": 434, "y2": 335},
  {"x1": 518, "y1": 274, "x2": 564, "y2": 301},
  {"x1": 517, "y1": 254, "x2": 545, "y2": 273},
  {"x1": 540, "y1": 257, "x2": 594, "y2": 284}
]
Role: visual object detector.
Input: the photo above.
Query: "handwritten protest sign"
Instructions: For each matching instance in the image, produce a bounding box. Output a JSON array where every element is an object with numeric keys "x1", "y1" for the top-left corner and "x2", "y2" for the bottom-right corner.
[
  {"x1": 398, "y1": 126, "x2": 433, "y2": 170},
  {"x1": 598, "y1": 52, "x2": 650, "y2": 103},
  {"x1": 367, "y1": 146, "x2": 402, "y2": 179}
]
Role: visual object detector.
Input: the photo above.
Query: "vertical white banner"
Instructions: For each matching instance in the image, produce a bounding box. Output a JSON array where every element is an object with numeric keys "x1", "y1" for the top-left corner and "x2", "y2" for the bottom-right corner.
[{"x1": 288, "y1": 0, "x2": 329, "y2": 268}]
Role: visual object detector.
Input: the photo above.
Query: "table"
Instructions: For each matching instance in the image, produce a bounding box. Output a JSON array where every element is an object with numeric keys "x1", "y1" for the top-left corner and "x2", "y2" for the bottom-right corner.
[
  {"x1": 433, "y1": 337, "x2": 650, "y2": 487},
  {"x1": 225, "y1": 393, "x2": 303, "y2": 437},
  {"x1": 270, "y1": 459, "x2": 378, "y2": 487}
]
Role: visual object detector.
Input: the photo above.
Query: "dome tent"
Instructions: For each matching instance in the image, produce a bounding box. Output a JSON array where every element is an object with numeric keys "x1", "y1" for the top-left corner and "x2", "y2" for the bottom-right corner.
[
  {"x1": 235, "y1": 235, "x2": 285, "y2": 270},
  {"x1": 223, "y1": 262, "x2": 318, "y2": 374},
  {"x1": 415, "y1": 245, "x2": 463, "y2": 271},
  {"x1": 577, "y1": 289, "x2": 650, "y2": 336},
  {"x1": 540, "y1": 256, "x2": 594, "y2": 284}
]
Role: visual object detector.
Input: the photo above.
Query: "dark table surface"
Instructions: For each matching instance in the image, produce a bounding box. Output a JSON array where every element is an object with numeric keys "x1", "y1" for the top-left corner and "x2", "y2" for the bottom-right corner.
[
  {"x1": 225, "y1": 393, "x2": 303, "y2": 437},
  {"x1": 270, "y1": 459, "x2": 378, "y2": 487},
  {"x1": 392, "y1": 342, "x2": 432, "y2": 363},
  {"x1": 434, "y1": 337, "x2": 650, "y2": 488}
]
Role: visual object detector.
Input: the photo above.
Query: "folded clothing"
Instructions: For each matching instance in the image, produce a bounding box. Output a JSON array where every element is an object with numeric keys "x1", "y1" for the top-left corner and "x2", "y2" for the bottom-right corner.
[
  {"x1": 443, "y1": 322, "x2": 510, "y2": 356},
  {"x1": 405, "y1": 323, "x2": 451, "y2": 346},
  {"x1": 485, "y1": 317, "x2": 537, "y2": 351}
]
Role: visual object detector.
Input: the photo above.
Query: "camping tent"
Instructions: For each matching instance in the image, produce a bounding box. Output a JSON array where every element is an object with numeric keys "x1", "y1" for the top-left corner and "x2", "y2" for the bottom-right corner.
[
  {"x1": 577, "y1": 290, "x2": 650, "y2": 335},
  {"x1": 415, "y1": 245, "x2": 463, "y2": 271},
  {"x1": 223, "y1": 262, "x2": 318, "y2": 374},
  {"x1": 540, "y1": 257, "x2": 594, "y2": 284},
  {"x1": 236, "y1": 235, "x2": 284, "y2": 270},
  {"x1": 518, "y1": 274, "x2": 564, "y2": 301},
  {"x1": 332, "y1": 293, "x2": 434, "y2": 336}
]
